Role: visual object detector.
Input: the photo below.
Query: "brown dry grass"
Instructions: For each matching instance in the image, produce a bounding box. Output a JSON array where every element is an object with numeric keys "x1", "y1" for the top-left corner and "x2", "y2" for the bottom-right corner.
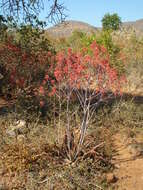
[{"x1": 0, "y1": 111, "x2": 114, "y2": 189}]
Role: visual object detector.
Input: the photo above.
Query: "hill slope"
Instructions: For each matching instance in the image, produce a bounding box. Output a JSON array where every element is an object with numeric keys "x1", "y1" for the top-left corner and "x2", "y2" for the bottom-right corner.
[
  {"x1": 46, "y1": 19, "x2": 143, "y2": 38},
  {"x1": 46, "y1": 20, "x2": 98, "y2": 38},
  {"x1": 123, "y1": 19, "x2": 143, "y2": 32}
]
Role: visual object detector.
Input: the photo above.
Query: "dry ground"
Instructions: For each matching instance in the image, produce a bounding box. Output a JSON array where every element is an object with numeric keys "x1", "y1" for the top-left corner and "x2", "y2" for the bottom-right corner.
[
  {"x1": 112, "y1": 132, "x2": 143, "y2": 190},
  {"x1": 0, "y1": 95, "x2": 143, "y2": 189}
]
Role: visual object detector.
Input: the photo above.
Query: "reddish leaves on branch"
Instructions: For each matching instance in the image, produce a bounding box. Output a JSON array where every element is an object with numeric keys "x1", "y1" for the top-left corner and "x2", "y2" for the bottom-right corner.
[
  {"x1": 0, "y1": 40, "x2": 53, "y2": 90},
  {"x1": 0, "y1": 39, "x2": 126, "y2": 108},
  {"x1": 47, "y1": 40, "x2": 126, "y2": 97}
]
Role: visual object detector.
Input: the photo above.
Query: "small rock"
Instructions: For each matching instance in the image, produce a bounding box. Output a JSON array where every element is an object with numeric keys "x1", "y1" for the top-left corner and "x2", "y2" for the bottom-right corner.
[
  {"x1": 9, "y1": 120, "x2": 26, "y2": 130},
  {"x1": 6, "y1": 129, "x2": 16, "y2": 137},
  {"x1": 106, "y1": 173, "x2": 118, "y2": 184},
  {"x1": 15, "y1": 120, "x2": 26, "y2": 128},
  {"x1": 7, "y1": 120, "x2": 29, "y2": 137}
]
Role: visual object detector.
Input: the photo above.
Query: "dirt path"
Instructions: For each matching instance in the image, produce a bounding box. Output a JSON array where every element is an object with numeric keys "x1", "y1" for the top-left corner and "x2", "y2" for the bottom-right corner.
[{"x1": 112, "y1": 133, "x2": 143, "y2": 190}]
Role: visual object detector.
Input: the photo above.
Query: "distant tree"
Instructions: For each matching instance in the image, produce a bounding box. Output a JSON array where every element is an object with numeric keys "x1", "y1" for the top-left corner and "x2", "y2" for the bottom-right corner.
[
  {"x1": 0, "y1": 0, "x2": 66, "y2": 23},
  {"x1": 102, "y1": 13, "x2": 122, "y2": 31}
]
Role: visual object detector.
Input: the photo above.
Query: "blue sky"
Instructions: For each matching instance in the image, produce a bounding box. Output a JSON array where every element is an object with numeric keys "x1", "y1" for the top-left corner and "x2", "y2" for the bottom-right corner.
[{"x1": 41, "y1": 0, "x2": 143, "y2": 27}]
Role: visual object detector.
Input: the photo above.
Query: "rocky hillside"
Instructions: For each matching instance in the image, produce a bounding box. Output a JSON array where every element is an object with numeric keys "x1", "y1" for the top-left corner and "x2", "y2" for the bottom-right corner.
[
  {"x1": 46, "y1": 20, "x2": 98, "y2": 38},
  {"x1": 123, "y1": 19, "x2": 143, "y2": 32},
  {"x1": 46, "y1": 19, "x2": 143, "y2": 38}
]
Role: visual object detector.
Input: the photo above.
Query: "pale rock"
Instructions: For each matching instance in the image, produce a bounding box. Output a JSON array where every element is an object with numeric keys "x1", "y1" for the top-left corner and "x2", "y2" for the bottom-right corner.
[
  {"x1": 6, "y1": 120, "x2": 28, "y2": 137},
  {"x1": 6, "y1": 129, "x2": 16, "y2": 137}
]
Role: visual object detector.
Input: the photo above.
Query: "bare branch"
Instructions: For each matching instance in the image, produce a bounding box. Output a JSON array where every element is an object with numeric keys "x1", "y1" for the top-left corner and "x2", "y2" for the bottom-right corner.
[
  {"x1": 47, "y1": 0, "x2": 67, "y2": 24},
  {"x1": 0, "y1": 0, "x2": 66, "y2": 23}
]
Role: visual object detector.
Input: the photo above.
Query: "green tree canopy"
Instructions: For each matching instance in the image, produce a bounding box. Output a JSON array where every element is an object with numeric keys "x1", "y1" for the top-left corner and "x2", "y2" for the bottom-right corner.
[{"x1": 102, "y1": 13, "x2": 122, "y2": 31}]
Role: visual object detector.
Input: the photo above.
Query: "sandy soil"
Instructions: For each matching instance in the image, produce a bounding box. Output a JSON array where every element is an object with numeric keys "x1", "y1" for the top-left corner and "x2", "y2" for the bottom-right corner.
[{"x1": 112, "y1": 133, "x2": 143, "y2": 190}]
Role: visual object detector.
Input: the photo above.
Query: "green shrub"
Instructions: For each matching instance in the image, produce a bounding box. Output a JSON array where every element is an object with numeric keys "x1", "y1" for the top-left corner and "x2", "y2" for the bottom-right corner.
[{"x1": 102, "y1": 13, "x2": 122, "y2": 31}]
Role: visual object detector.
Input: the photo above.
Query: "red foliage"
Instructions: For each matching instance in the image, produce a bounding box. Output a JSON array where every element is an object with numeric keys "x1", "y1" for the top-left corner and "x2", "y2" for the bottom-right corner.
[
  {"x1": 47, "y1": 41, "x2": 125, "y2": 96},
  {"x1": 0, "y1": 39, "x2": 126, "y2": 108},
  {"x1": 0, "y1": 40, "x2": 53, "y2": 91}
]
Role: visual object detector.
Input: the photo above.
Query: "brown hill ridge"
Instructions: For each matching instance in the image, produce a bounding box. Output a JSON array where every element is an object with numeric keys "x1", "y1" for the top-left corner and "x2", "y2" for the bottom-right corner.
[
  {"x1": 46, "y1": 19, "x2": 143, "y2": 38},
  {"x1": 123, "y1": 19, "x2": 143, "y2": 32},
  {"x1": 46, "y1": 20, "x2": 98, "y2": 38}
]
